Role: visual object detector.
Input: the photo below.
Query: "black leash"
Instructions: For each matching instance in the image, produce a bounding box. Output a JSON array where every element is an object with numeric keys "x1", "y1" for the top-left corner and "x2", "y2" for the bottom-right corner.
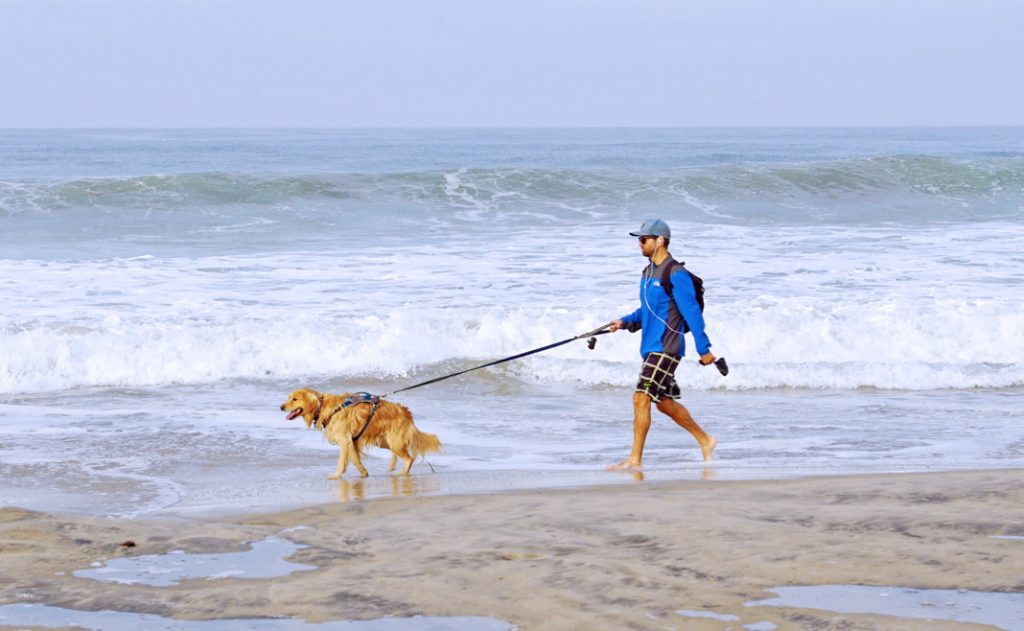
[
  {"x1": 325, "y1": 320, "x2": 727, "y2": 442},
  {"x1": 323, "y1": 323, "x2": 615, "y2": 444},
  {"x1": 381, "y1": 321, "x2": 617, "y2": 398}
]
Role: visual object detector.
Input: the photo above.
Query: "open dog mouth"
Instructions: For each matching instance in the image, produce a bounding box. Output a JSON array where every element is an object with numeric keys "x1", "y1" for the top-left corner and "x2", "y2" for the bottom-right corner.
[{"x1": 285, "y1": 408, "x2": 303, "y2": 420}]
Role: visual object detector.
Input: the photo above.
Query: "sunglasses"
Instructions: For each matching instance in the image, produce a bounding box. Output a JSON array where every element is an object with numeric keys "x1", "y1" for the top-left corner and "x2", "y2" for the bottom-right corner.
[{"x1": 638, "y1": 235, "x2": 657, "y2": 244}]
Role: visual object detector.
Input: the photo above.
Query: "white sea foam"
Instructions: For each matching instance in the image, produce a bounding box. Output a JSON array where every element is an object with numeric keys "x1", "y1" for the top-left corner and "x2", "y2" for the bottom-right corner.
[
  {"x1": 0, "y1": 243, "x2": 1020, "y2": 393},
  {"x1": 3, "y1": 211, "x2": 1024, "y2": 394}
]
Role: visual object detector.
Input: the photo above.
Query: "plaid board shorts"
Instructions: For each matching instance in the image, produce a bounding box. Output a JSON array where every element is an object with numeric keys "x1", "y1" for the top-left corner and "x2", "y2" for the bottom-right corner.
[{"x1": 635, "y1": 352, "x2": 682, "y2": 403}]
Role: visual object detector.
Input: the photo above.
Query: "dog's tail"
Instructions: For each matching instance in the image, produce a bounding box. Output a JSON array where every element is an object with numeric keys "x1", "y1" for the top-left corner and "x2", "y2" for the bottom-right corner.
[{"x1": 412, "y1": 429, "x2": 442, "y2": 455}]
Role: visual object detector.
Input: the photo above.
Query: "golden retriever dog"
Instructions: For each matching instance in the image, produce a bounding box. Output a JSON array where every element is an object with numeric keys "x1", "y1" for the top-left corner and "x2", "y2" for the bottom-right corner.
[{"x1": 280, "y1": 388, "x2": 441, "y2": 479}]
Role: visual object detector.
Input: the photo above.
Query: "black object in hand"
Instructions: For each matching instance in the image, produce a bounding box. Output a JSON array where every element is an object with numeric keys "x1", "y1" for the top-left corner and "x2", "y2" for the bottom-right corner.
[
  {"x1": 714, "y1": 357, "x2": 729, "y2": 376},
  {"x1": 700, "y1": 356, "x2": 729, "y2": 376}
]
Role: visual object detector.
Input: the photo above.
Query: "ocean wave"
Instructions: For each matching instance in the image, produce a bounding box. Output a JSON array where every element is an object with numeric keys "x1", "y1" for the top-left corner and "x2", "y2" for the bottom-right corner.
[
  {"x1": 2, "y1": 155, "x2": 1023, "y2": 223},
  {"x1": 2, "y1": 297, "x2": 1021, "y2": 394}
]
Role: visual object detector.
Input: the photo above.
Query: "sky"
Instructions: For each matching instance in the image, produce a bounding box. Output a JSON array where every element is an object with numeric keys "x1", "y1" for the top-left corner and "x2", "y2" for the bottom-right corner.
[{"x1": 1, "y1": 0, "x2": 1022, "y2": 128}]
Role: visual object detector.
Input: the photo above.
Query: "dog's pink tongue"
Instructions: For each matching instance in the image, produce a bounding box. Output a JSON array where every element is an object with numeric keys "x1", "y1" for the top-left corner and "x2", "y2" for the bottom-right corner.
[{"x1": 286, "y1": 409, "x2": 302, "y2": 420}]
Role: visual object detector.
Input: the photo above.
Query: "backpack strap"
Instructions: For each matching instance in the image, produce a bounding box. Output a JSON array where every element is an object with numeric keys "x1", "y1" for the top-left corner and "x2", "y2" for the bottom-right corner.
[
  {"x1": 659, "y1": 258, "x2": 706, "y2": 335},
  {"x1": 658, "y1": 258, "x2": 683, "y2": 297}
]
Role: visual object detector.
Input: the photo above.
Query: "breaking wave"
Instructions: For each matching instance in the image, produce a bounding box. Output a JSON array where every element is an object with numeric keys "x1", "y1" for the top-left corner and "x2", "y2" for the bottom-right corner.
[
  {"x1": 2, "y1": 155, "x2": 1023, "y2": 224},
  {"x1": 2, "y1": 297, "x2": 1021, "y2": 394}
]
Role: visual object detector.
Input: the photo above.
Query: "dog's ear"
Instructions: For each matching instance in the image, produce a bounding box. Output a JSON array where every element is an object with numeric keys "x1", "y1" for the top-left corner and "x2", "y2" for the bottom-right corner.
[
  {"x1": 309, "y1": 390, "x2": 330, "y2": 429},
  {"x1": 300, "y1": 390, "x2": 317, "y2": 428}
]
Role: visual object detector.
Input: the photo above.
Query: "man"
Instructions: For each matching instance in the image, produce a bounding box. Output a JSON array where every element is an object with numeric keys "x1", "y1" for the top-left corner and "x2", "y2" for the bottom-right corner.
[{"x1": 607, "y1": 218, "x2": 718, "y2": 470}]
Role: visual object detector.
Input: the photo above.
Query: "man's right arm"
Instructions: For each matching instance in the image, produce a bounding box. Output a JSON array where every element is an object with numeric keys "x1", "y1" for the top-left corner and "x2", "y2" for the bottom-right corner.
[{"x1": 610, "y1": 308, "x2": 642, "y2": 333}]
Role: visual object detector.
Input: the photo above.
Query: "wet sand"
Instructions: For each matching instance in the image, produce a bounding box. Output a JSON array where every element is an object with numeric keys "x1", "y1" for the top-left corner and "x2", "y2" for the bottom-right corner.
[{"x1": 2, "y1": 469, "x2": 1023, "y2": 630}]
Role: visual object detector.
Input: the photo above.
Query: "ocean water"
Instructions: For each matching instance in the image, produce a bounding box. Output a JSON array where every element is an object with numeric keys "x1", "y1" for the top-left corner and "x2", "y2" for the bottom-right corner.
[{"x1": 1, "y1": 128, "x2": 1022, "y2": 517}]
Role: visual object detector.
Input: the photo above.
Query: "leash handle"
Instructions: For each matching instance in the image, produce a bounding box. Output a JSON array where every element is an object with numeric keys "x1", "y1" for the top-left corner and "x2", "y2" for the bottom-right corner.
[{"x1": 576, "y1": 321, "x2": 617, "y2": 339}]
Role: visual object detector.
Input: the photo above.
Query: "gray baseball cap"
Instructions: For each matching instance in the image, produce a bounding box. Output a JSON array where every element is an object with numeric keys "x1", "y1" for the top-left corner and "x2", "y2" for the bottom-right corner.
[{"x1": 629, "y1": 218, "x2": 671, "y2": 239}]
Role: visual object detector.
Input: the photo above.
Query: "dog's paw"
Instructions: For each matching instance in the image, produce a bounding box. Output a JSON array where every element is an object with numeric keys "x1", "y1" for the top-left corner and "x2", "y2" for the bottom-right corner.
[{"x1": 327, "y1": 473, "x2": 342, "y2": 480}]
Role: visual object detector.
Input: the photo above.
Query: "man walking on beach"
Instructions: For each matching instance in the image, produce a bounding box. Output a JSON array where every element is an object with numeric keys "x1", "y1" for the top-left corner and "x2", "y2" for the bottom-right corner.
[{"x1": 607, "y1": 218, "x2": 717, "y2": 470}]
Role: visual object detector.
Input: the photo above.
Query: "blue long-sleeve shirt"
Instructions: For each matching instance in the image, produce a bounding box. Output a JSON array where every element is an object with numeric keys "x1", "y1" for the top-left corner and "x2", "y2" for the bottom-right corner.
[{"x1": 621, "y1": 257, "x2": 712, "y2": 359}]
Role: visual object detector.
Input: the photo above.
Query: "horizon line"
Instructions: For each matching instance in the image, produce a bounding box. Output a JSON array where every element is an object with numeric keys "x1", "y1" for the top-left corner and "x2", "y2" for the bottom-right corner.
[{"x1": 3, "y1": 124, "x2": 1024, "y2": 131}]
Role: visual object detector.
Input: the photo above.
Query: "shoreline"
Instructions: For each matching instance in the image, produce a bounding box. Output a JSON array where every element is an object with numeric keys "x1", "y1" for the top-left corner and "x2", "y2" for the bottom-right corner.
[
  {"x1": 157, "y1": 462, "x2": 1024, "y2": 522},
  {"x1": 2, "y1": 469, "x2": 1023, "y2": 629},
  {"x1": 103, "y1": 462, "x2": 1024, "y2": 520},
  {"x1": 5, "y1": 383, "x2": 1023, "y2": 522},
  {"x1": 170, "y1": 462, "x2": 1024, "y2": 520}
]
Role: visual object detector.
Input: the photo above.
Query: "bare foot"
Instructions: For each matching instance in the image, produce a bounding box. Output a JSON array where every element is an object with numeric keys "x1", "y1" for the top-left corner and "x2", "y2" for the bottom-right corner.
[
  {"x1": 607, "y1": 459, "x2": 642, "y2": 471},
  {"x1": 701, "y1": 436, "x2": 718, "y2": 462}
]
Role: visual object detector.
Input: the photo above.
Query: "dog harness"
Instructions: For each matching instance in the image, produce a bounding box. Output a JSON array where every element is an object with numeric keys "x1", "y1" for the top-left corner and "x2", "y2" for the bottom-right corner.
[{"x1": 325, "y1": 392, "x2": 381, "y2": 444}]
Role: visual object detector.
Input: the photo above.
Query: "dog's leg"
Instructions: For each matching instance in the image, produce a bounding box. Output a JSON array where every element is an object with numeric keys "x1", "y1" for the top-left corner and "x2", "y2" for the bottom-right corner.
[
  {"x1": 328, "y1": 444, "x2": 350, "y2": 480},
  {"x1": 350, "y1": 440, "x2": 369, "y2": 478},
  {"x1": 395, "y1": 447, "x2": 414, "y2": 475},
  {"x1": 387, "y1": 453, "x2": 398, "y2": 472}
]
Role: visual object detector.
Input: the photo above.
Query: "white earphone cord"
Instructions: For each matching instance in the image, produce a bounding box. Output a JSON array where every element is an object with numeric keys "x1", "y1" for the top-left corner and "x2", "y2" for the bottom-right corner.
[{"x1": 642, "y1": 263, "x2": 686, "y2": 335}]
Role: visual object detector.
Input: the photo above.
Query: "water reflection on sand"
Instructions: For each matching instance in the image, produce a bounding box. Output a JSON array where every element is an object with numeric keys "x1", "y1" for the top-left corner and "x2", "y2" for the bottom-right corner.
[
  {"x1": 334, "y1": 474, "x2": 441, "y2": 503},
  {"x1": 0, "y1": 604, "x2": 515, "y2": 630},
  {"x1": 746, "y1": 585, "x2": 1024, "y2": 630}
]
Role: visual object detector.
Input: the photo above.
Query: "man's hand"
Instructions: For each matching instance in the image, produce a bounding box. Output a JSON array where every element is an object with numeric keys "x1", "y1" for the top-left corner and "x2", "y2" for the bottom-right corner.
[
  {"x1": 699, "y1": 352, "x2": 716, "y2": 365},
  {"x1": 608, "y1": 319, "x2": 625, "y2": 333}
]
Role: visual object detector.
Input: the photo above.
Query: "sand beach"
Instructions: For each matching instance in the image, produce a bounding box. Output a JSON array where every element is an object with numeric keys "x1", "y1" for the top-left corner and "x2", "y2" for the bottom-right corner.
[{"x1": 2, "y1": 469, "x2": 1023, "y2": 630}]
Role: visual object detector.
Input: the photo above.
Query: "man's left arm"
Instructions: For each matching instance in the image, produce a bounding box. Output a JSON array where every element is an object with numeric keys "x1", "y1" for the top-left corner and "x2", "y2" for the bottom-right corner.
[{"x1": 670, "y1": 269, "x2": 714, "y2": 362}]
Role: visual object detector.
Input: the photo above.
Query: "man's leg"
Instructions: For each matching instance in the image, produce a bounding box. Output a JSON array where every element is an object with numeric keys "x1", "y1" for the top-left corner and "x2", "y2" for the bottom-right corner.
[
  {"x1": 655, "y1": 397, "x2": 717, "y2": 461},
  {"x1": 607, "y1": 391, "x2": 654, "y2": 470}
]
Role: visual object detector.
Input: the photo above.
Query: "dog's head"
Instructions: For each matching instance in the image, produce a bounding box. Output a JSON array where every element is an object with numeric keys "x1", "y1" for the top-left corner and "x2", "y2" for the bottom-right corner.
[{"x1": 280, "y1": 388, "x2": 323, "y2": 429}]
